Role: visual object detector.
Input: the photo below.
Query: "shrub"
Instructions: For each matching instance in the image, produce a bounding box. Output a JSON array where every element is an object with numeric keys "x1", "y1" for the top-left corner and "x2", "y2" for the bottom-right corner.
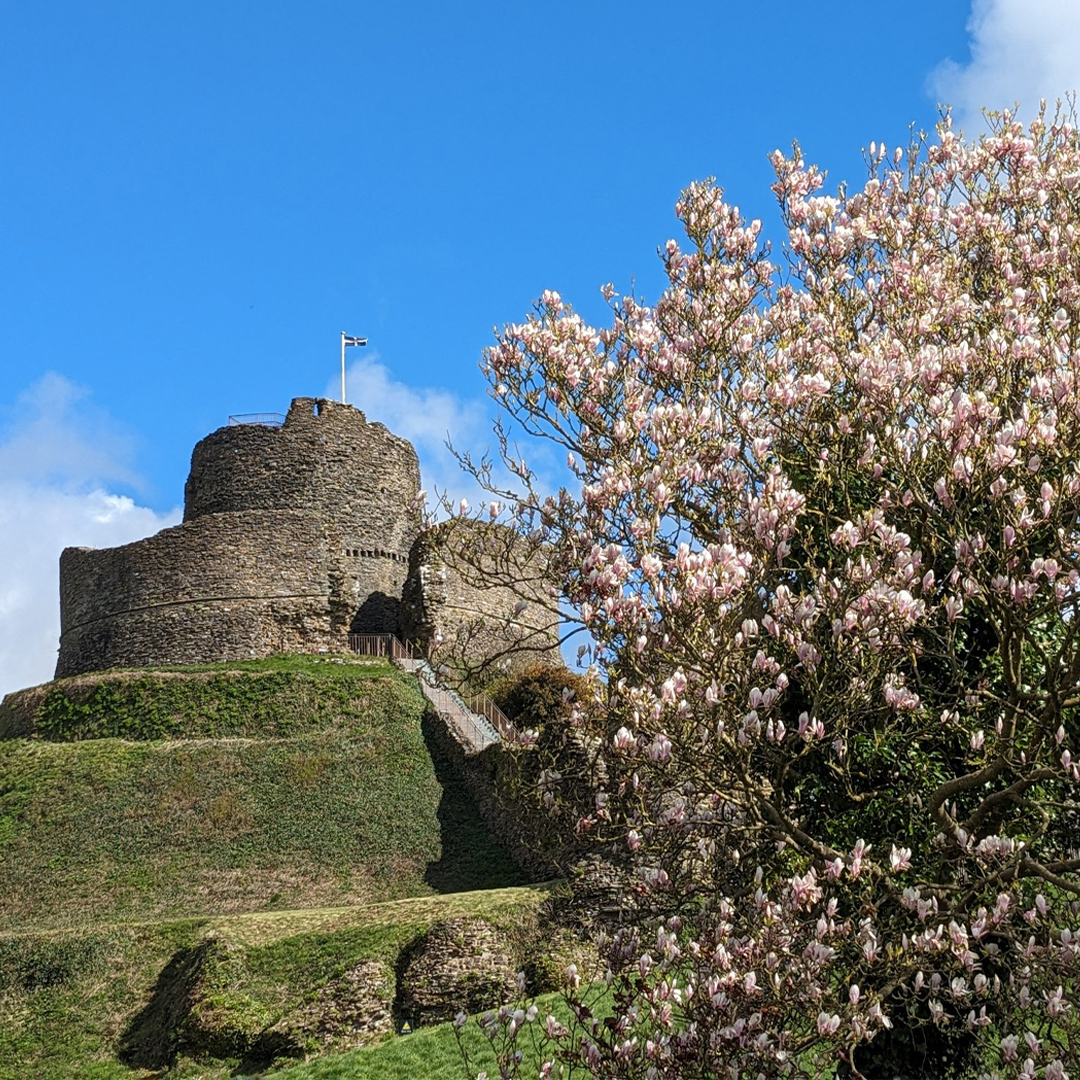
[{"x1": 487, "y1": 663, "x2": 600, "y2": 733}]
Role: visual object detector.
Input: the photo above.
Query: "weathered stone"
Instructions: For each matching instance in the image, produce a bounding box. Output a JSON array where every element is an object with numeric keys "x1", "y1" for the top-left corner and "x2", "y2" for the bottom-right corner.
[
  {"x1": 560, "y1": 853, "x2": 634, "y2": 927},
  {"x1": 57, "y1": 510, "x2": 348, "y2": 676},
  {"x1": 57, "y1": 398, "x2": 421, "y2": 677},
  {"x1": 401, "y1": 520, "x2": 560, "y2": 680},
  {"x1": 259, "y1": 959, "x2": 394, "y2": 1058},
  {"x1": 184, "y1": 397, "x2": 422, "y2": 636},
  {"x1": 53, "y1": 396, "x2": 562, "y2": 682},
  {"x1": 395, "y1": 918, "x2": 518, "y2": 1027}
]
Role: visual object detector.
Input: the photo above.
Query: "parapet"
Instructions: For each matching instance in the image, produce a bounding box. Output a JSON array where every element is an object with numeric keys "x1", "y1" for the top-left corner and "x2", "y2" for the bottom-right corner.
[{"x1": 184, "y1": 398, "x2": 421, "y2": 553}]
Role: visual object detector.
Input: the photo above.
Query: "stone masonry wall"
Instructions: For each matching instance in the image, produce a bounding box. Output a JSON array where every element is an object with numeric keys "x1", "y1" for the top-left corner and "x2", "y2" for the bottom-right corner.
[
  {"x1": 184, "y1": 398, "x2": 422, "y2": 633},
  {"x1": 53, "y1": 396, "x2": 563, "y2": 680},
  {"x1": 401, "y1": 521, "x2": 560, "y2": 680},
  {"x1": 56, "y1": 510, "x2": 350, "y2": 676}
]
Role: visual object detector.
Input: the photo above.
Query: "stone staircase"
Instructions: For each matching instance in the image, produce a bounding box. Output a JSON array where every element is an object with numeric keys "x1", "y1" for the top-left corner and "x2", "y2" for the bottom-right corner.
[{"x1": 347, "y1": 634, "x2": 511, "y2": 755}]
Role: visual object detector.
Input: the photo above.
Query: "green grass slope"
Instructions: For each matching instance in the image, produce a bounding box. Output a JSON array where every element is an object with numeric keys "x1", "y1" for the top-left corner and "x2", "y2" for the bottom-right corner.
[
  {"x1": 0, "y1": 654, "x2": 426, "y2": 741},
  {"x1": 0, "y1": 886, "x2": 552, "y2": 1080},
  {"x1": 0, "y1": 656, "x2": 527, "y2": 931},
  {"x1": 268, "y1": 988, "x2": 573, "y2": 1080}
]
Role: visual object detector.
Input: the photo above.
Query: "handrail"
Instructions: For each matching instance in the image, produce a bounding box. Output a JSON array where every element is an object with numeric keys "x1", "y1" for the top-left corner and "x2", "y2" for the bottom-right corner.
[
  {"x1": 227, "y1": 412, "x2": 286, "y2": 427},
  {"x1": 347, "y1": 632, "x2": 515, "y2": 743}
]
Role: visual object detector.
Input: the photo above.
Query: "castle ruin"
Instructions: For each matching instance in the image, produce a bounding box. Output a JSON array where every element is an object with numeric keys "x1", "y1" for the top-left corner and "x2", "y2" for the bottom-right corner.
[{"x1": 56, "y1": 398, "x2": 559, "y2": 679}]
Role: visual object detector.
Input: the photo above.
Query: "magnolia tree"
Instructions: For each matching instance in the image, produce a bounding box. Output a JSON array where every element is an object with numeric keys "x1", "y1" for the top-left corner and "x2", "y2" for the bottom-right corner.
[{"x1": 465, "y1": 109, "x2": 1080, "y2": 1079}]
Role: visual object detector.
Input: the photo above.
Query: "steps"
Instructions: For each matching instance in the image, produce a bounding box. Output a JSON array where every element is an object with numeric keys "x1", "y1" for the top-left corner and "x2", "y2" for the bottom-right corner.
[
  {"x1": 397, "y1": 654, "x2": 501, "y2": 752},
  {"x1": 347, "y1": 635, "x2": 511, "y2": 755}
]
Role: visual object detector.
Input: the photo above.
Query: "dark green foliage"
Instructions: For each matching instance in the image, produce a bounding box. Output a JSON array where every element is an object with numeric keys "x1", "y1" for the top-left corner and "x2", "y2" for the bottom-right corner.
[
  {"x1": 842, "y1": 1011, "x2": 983, "y2": 1080},
  {"x1": 487, "y1": 663, "x2": 600, "y2": 732}
]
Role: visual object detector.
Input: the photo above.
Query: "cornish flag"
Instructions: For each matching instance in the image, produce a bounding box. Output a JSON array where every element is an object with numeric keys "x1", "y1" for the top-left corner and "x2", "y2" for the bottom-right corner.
[{"x1": 342, "y1": 334, "x2": 367, "y2": 347}]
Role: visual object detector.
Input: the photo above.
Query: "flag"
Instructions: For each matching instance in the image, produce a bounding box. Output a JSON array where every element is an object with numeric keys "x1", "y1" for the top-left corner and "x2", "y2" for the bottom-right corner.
[{"x1": 342, "y1": 334, "x2": 368, "y2": 347}]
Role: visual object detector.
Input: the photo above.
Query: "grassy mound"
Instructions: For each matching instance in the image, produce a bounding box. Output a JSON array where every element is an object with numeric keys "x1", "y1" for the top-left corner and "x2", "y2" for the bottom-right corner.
[
  {"x1": 0, "y1": 654, "x2": 546, "y2": 1078},
  {"x1": 0, "y1": 656, "x2": 527, "y2": 930},
  {"x1": 0, "y1": 887, "x2": 552, "y2": 1080},
  {"x1": 0, "y1": 655, "x2": 413, "y2": 741}
]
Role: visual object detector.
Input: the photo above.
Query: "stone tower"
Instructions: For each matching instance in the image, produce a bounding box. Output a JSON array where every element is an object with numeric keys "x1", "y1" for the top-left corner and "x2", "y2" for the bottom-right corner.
[
  {"x1": 56, "y1": 398, "x2": 422, "y2": 677},
  {"x1": 184, "y1": 397, "x2": 422, "y2": 634}
]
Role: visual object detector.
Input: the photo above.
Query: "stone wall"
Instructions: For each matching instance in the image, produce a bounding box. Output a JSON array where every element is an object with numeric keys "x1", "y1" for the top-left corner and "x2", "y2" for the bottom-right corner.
[
  {"x1": 395, "y1": 918, "x2": 518, "y2": 1027},
  {"x1": 56, "y1": 510, "x2": 350, "y2": 676},
  {"x1": 421, "y1": 712, "x2": 560, "y2": 880},
  {"x1": 55, "y1": 398, "x2": 426, "y2": 678},
  {"x1": 184, "y1": 397, "x2": 422, "y2": 634},
  {"x1": 401, "y1": 520, "x2": 561, "y2": 680},
  {"x1": 53, "y1": 397, "x2": 561, "y2": 680}
]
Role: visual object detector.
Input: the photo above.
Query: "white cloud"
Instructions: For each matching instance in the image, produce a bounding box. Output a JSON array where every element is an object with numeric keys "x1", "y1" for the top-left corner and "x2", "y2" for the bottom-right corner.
[
  {"x1": 0, "y1": 374, "x2": 179, "y2": 699},
  {"x1": 0, "y1": 371, "x2": 144, "y2": 491},
  {"x1": 931, "y1": 0, "x2": 1080, "y2": 132},
  {"x1": 329, "y1": 354, "x2": 559, "y2": 517}
]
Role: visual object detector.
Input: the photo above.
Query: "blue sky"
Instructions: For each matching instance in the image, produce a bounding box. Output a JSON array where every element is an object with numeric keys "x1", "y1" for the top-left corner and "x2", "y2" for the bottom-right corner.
[{"x1": 1, "y1": 0, "x2": 1076, "y2": 694}]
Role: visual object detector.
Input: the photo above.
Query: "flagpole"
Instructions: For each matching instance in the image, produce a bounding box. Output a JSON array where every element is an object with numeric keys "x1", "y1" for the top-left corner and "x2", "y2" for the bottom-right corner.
[{"x1": 340, "y1": 333, "x2": 367, "y2": 404}]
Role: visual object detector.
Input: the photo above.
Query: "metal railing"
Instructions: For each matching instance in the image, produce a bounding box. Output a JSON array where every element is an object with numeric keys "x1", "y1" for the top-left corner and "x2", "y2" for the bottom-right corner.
[
  {"x1": 227, "y1": 412, "x2": 286, "y2": 427},
  {"x1": 348, "y1": 633, "x2": 415, "y2": 661},
  {"x1": 417, "y1": 677, "x2": 502, "y2": 750},
  {"x1": 462, "y1": 691, "x2": 515, "y2": 741},
  {"x1": 347, "y1": 632, "x2": 515, "y2": 744}
]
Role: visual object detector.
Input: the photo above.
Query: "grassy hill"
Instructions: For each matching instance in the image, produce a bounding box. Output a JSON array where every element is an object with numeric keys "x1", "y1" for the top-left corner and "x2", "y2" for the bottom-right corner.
[
  {"x1": 0, "y1": 654, "x2": 549, "y2": 1078},
  {"x1": 0, "y1": 655, "x2": 527, "y2": 931},
  {"x1": 0, "y1": 885, "x2": 553, "y2": 1080}
]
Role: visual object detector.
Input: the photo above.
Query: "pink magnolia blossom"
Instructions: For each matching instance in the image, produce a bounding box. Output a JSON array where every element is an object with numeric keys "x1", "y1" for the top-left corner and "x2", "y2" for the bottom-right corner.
[{"x1": 466, "y1": 105, "x2": 1080, "y2": 1080}]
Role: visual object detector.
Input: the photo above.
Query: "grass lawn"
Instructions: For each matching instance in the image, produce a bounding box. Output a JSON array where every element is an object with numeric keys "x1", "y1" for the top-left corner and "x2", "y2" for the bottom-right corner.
[
  {"x1": 267, "y1": 986, "x2": 599, "y2": 1080},
  {"x1": 0, "y1": 654, "x2": 545, "y2": 1079},
  {"x1": 0, "y1": 657, "x2": 527, "y2": 930}
]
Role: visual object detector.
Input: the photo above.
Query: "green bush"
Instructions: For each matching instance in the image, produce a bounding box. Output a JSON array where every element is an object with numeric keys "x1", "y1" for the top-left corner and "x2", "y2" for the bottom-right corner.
[{"x1": 486, "y1": 663, "x2": 600, "y2": 733}]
